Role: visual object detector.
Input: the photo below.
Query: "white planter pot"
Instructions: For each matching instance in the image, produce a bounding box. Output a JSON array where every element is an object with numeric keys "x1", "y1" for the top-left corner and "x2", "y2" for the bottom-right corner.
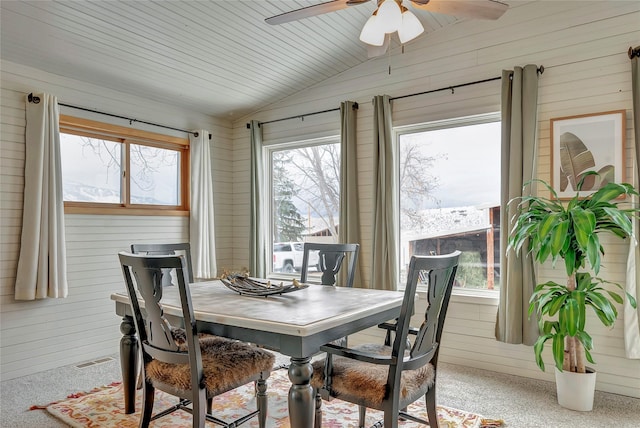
[{"x1": 554, "y1": 367, "x2": 596, "y2": 411}]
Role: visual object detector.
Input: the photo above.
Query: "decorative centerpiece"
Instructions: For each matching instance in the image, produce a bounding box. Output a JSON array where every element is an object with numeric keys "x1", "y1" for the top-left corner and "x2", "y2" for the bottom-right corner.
[{"x1": 217, "y1": 268, "x2": 308, "y2": 297}]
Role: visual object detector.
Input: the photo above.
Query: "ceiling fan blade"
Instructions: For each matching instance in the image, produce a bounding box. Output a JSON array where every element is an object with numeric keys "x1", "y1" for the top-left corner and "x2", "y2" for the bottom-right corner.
[
  {"x1": 265, "y1": 0, "x2": 371, "y2": 25},
  {"x1": 411, "y1": 0, "x2": 508, "y2": 20}
]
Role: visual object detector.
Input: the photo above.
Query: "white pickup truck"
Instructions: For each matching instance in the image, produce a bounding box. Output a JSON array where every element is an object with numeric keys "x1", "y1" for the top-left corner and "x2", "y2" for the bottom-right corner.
[{"x1": 272, "y1": 242, "x2": 318, "y2": 273}]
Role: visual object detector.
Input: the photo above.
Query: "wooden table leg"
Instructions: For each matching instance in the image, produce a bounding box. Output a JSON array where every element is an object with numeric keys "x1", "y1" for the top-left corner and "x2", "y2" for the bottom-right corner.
[
  {"x1": 288, "y1": 356, "x2": 314, "y2": 428},
  {"x1": 119, "y1": 315, "x2": 139, "y2": 414}
]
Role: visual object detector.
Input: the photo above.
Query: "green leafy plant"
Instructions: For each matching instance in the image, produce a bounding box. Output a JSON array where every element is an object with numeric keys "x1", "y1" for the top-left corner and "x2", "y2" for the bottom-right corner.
[{"x1": 508, "y1": 172, "x2": 638, "y2": 373}]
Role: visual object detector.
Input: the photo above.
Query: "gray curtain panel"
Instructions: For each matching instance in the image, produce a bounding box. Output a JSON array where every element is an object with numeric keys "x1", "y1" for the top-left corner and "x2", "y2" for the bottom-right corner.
[
  {"x1": 625, "y1": 46, "x2": 640, "y2": 358},
  {"x1": 15, "y1": 93, "x2": 68, "y2": 300},
  {"x1": 495, "y1": 65, "x2": 540, "y2": 345},
  {"x1": 338, "y1": 101, "x2": 364, "y2": 287},
  {"x1": 249, "y1": 120, "x2": 266, "y2": 278},
  {"x1": 371, "y1": 95, "x2": 398, "y2": 291}
]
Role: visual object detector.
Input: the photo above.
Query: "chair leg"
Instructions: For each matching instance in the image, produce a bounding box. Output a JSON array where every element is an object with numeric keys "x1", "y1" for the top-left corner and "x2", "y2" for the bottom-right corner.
[
  {"x1": 139, "y1": 382, "x2": 155, "y2": 428},
  {"x1": 314, "y1": 390, "x2": 323, "y2": 428},
  {"x1": 358, "y1": 405, "x2": 366, "y2": 428},
  {"x1": 136, "y1": 348, "x2": 144, "y2": 390},
  {"x1": 425, "y1": 386, "x2": 439, "y2": 428},
  {"x1": 256, "y1": 376, "x2": 268, "y2": 428},
  {"x1": 136, "y1": 364, "x2": 143, "y2": 390},
  {"x1": 192, "y1": 389, "x2": 207, "y2": 428},
  {"x1": 384, "y1": 406, "x2": 399, "y2": 428}
]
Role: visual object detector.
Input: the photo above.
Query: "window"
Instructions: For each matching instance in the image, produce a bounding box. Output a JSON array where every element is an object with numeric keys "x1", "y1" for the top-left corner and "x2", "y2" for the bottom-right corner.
[
  {"x1": 59, "y1": 115, "x2": 189, "y2": 215},
  {"x1": 267, "y1": 137, "x2": 341, "y2": 276},
  {"x1": 397, "y1": 114, "x2": 501, "y2": 292}
]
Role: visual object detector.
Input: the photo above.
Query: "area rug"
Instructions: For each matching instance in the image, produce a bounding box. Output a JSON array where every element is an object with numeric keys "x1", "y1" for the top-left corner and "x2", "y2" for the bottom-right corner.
[{"x1": 40, "y1": 369, "x2": 503, "y2": 427}]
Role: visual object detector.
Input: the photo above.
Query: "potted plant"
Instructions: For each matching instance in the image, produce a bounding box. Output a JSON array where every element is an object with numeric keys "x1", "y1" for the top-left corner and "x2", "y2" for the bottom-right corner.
[{"x1": 508, "y1": 172, "x2": 638, "y2": 411}]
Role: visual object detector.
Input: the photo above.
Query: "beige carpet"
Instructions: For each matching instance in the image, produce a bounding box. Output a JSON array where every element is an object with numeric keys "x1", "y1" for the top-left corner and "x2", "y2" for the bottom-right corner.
[{"x1": 43, "y1": 368, "x2": 502, "y2": 427}]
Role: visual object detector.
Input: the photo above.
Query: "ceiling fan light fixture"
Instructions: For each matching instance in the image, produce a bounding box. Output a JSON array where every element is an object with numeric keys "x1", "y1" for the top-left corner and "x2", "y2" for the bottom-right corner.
[
  {"x1": 265, "y1": 0, "x2": 510, "y2": 57},
  {"x1": 397, "y1": 8, "x2": 424, "y2": 44},
  {"x1": 377, "y1": 0, "x2": 402, "y2": 33},
  {"x1": 359, "y1": 14, "x2": 386, "y2": 46}
]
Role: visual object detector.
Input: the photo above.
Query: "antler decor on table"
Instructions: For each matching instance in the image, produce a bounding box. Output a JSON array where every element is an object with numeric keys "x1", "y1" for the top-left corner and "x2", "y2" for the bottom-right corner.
[{"x1": 217, "y1": 268, "x2": 308, "y2": 297}]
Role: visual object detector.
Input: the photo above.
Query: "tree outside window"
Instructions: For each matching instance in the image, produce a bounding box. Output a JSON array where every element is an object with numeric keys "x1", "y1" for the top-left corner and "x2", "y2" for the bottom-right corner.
[
  {"x1": 269, "y1": 135, "x2": 445, "y2": 279},
  {"x1": 59, "y1": 116, "x2": 188, "y2": 214}
]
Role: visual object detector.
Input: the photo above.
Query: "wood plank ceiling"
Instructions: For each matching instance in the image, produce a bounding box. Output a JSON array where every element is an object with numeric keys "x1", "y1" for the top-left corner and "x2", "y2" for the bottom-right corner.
[{"x1": 0, "y1": 0, "x2": 459, "y2": 119}]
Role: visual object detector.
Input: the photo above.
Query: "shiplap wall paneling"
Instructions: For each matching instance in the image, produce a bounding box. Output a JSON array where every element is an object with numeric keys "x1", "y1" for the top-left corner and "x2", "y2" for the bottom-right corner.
[
  {"x1": 0, "y1": 62, "x2": 236, "y2": 273},
  {"x1": 0, "y1": 89, "x2": 25, "y2": 300},
  {"x1": 231, "y1": 1, "x2": 640, "y2": 397},
  {"x1": 0, "y1": 70, "x2": 233, "y2": 380}
]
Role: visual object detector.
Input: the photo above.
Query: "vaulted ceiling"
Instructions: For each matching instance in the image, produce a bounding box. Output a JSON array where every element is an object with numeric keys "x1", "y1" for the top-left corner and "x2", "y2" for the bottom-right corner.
[{"x1": 1, "y1": 1, "x2": 498, "y2": 119}]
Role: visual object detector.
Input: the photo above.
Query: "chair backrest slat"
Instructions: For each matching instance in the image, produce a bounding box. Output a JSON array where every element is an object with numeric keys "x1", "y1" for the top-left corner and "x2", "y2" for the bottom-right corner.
[
  {"x1": 300, "y1": 243, "x2": 359, "y2": 287},
  {"x1": 131, "y1": 243, "x2": 194, "y2": 284},
  {"x1": 391, "y1": 251, "x2": 460, "y2": 376},
  {"x1": 119, "y1": 252, "x2": 199, "y2": 366}
]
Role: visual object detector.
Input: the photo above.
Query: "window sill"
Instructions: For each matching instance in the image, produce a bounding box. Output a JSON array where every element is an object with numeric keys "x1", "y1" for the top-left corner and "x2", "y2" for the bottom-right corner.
[
  {"x1": 64, "y1": 205, "x2": 189, "y2": 216},
  {"x1": 450, "y1": 289, "x2": 499, "y2": 305},
  {"x1": 414, "y1": 288, "x2": 499, "y2": 306},
  {"x1": 267, "y1": 273, "x2": 305, "y2": 283}
]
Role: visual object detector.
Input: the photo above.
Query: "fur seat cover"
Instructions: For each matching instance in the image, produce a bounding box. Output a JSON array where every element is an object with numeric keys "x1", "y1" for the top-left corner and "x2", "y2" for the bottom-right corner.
[
  {"x1": 145, "y1": 334, "x2": 275, "y2": 396},
  {"x1": 311, "y1": 343, "x2": 435, "y2": 409}
]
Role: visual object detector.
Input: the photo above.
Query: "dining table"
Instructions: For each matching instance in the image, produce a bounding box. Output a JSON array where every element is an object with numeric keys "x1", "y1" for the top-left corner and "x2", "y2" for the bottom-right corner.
[{"x1": 111, "y1": 279, "x2": 404, "y2": 428}]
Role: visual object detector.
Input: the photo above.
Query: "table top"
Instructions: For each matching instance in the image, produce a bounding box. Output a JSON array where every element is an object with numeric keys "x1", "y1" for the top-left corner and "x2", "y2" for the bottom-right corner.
[{"x1": 111, "y1": 280, "x2": 404, "y2": 338}]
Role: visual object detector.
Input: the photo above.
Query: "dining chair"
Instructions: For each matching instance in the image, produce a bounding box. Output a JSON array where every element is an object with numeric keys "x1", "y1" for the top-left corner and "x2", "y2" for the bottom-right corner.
[
  {"x1": 310, "y1": 250, "x2": 461, "y2": 428},
  {"x1": 300, "y1": 242, "x2": 359, "y2": 287},
  {"x1": 131, "y1": 243, "x2": 194, "y2": 285},
  {"x1": 130, "y1": 243, "x2": 198, "y2": 388},
  {"x1": 119, "y1": 252, "x2": 275, "y2": 428},
  {"x1": 300, "y1": 242, "x2": 360, "y2": 348}
]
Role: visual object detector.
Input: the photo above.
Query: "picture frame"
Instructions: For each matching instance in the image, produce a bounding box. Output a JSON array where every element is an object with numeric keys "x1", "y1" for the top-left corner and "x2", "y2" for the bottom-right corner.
[{"x1": 551, "y1": 110, "x2": 626, "y2": 199}]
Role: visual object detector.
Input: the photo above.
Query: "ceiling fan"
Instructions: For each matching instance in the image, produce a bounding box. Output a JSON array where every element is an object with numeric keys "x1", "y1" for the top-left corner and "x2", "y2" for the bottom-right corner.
[{"x1": 266, "y1": 0, "x2": 508, "y2": 56}]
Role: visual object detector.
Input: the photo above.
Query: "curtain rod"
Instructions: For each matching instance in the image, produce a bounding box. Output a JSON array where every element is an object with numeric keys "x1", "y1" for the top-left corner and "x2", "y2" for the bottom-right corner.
[
  {"x1": 391, "y1": 66, "x2": 544, "y2": 102},
  {"x1": 630, "y1": 46, "x2": 640, "y2": 59},
  {"x1": 245, "y1": 66, "x2": 543, "y2": 128},
  {"x1": 391, "y1": 76, "x2": 500, "y2": 101},
  {"x1": 27, "y1": 93, "x2": 199, "y2": 137},
  {"x1": 246, "y1": 102, "x2": 359, "y2": 129}
]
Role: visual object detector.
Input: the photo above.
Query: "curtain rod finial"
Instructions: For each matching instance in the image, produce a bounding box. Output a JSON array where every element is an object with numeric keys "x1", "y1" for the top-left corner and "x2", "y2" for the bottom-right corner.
[
  {"x1": 538, "y1": 65, "x2": 544, "y2": 74},
  {"x1": 629, "y1": 46, "x2": 640, "y2": 59}
]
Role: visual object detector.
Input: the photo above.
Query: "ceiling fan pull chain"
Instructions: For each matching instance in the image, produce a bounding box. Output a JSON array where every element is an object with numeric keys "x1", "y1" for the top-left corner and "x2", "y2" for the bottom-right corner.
[{"x1": 388, "y1": 34, "x2": 392, "y2": 75}]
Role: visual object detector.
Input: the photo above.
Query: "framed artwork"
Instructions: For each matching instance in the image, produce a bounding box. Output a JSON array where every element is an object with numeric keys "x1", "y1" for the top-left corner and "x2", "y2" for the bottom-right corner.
[{"x1": 551, "y1": 110, "x2": 626, "y2": 199}]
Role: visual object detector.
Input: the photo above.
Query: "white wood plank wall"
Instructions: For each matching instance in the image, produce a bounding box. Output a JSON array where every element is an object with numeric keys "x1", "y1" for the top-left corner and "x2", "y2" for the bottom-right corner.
[
  {"x1": 1, "y1": 0, "x2": 638, "y2": 398},
  {"x1": 232, "y1": 1, "x2": 640, "y2": 397},
  {"x1": 0, "y1": 64, "x2": 233, "y2": 380}
]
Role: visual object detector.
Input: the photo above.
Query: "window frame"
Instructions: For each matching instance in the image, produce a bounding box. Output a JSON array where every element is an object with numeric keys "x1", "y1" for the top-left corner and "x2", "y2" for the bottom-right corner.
[
  {"x1": 264, "y1": 135, "x2": 341, "y2": 279},
  {"x1": 59, "y1": 115, "x2": 190, "y2": 216},
  {"x1": 395, "y1": 112, "x2": 501, "y2": 296}
]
